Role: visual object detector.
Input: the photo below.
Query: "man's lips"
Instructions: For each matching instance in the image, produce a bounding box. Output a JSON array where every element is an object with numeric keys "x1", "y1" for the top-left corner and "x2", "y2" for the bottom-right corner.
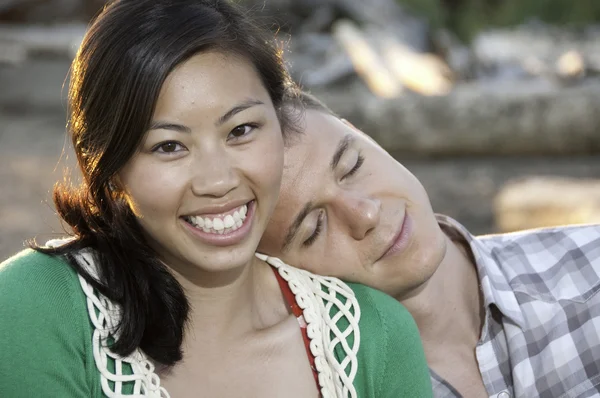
[{"x1": 377, "y1": 212, "x2": 412, "y2": 262}]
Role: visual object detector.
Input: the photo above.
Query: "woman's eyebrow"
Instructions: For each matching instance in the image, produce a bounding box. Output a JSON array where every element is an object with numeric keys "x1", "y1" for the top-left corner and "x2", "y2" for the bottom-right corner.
[
  {"x1": 216, "y1": 99, "x2": 264, "y2": 126},
  {"x1": 148, "y1": 121, "x2": 191, "y2": 133},
  {"x1": 148, "y1": 98, "x2": 265, "y2": 133}
]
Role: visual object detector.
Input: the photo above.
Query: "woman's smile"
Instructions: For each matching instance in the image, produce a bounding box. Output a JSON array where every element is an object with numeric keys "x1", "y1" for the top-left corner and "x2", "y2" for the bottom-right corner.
[{"x1": 181, "y1": 200, "x2": 255, "y2": 246}]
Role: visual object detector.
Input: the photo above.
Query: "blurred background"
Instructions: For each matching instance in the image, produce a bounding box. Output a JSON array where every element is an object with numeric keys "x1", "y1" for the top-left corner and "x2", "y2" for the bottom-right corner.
[{"x1": 1, "y1": 0, "x2": 600, "y2": 260}]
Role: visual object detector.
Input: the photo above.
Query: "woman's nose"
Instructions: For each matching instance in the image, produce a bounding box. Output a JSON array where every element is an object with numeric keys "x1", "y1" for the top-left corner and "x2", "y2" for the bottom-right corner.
[{"x1": 190, "y1": 150, "x2": 240, "y2": 198}]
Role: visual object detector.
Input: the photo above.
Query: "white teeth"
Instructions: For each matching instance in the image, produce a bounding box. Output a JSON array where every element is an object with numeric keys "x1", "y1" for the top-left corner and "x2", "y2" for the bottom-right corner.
[
  {"x1": 186, "y1": 203, "x2": 249, "y2": 235},
  {"x1": 213, "y1": 218, "x2": 224, "y2": 231}
]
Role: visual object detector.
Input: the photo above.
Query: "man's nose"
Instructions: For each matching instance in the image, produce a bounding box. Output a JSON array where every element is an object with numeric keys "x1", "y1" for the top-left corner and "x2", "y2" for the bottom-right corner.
[
  {"x1": 190, "y1": 149, "x2": 240, "y2": 198},
  {"x1": 333, "y1": 192, "x2": 381, "y2": 240}
]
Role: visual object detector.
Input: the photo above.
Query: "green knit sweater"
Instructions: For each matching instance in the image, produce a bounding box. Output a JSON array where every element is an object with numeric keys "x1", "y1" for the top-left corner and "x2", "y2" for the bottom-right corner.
[{"x1": 0, "y1": 249, "x2": 432, "y2": 397}]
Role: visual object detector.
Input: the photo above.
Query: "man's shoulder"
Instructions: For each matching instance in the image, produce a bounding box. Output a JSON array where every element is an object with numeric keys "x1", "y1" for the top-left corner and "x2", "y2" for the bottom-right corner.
[
  {"x1": 476, "y1": 225, "x2": 600, "y2": 398},
  {"x1": 479, "y1": 223, "x2": 600, "y2": 251},
  {"x1": 477, "y1": 224, "x2": 600, "y2": 302}
]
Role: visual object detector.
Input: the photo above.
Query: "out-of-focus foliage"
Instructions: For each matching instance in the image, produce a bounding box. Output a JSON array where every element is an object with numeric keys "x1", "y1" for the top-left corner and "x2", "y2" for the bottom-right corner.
[{"x1": 397, "y1": 0, "x2": 600, "y2": 41}]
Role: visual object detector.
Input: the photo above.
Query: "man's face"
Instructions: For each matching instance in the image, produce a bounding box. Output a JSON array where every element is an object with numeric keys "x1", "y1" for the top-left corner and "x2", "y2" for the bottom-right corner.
[{"x1": 259, "y1": 109, "x2": 447, "y2": 298}]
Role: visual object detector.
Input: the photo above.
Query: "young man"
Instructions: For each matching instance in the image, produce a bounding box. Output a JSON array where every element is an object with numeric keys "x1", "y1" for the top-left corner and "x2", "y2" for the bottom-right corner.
[{"x1": 258, "y1": 93, "x2": 600, "y2": 398}]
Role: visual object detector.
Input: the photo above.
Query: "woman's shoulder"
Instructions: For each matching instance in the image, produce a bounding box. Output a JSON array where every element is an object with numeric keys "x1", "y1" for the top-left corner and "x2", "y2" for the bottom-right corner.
[
  {"x1": 0, "y1": 248, "x2": 93, "y2": 350},
  {"x1": 0, "y1": 248, "x2": 80, "y2": 296},
  {"x1": 347, "y1": 282, "x2": 414, "y2": 328},
  {"x1": 0, "y1": 248, "x2": 101, "y2": 396},
  {"x1": 346, "y1": 282, "x2": 433, "y2": 397},
  {"x1": 0, "y1": 247, "x2": 89, "y2": 334},
  {"x1": 256, "y1": 254, "x2": 432, "y2": 397}
]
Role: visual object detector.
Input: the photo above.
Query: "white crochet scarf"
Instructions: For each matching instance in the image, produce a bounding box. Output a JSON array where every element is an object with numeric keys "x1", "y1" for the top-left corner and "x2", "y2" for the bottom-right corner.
[{"x1": 46, "y1": 240, "x2": 360, "y2": 398}]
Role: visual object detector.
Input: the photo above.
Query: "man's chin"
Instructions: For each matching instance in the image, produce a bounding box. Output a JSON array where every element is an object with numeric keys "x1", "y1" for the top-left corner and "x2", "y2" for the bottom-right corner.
[
  {"x1": 374, "y1": 254, "x2": 442, "y2": 301},
  {"x1": 391, "y1": 276, "x2": 433, "y2": 302}
]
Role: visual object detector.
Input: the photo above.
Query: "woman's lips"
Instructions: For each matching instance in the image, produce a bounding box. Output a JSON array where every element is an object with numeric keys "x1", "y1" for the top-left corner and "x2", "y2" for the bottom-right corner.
[{"x1": 182, "y1": 200, "x2": 255, "y2": 247}]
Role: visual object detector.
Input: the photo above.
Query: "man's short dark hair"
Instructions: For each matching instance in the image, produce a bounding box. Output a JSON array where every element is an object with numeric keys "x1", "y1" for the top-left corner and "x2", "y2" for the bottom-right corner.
[{"x1": 294, "y1": 91, "x2": 339, "y2": 118}]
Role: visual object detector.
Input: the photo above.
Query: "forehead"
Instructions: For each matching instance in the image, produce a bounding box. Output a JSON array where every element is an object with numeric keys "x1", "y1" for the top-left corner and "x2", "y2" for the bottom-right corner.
[
  {"x1": 286, "y1": 110, "x2": 347, "y2": 163},
  {"x1": 154, "y1": 52, "x2": 266, "y2": 116},
  {"x1": 261, "y1": 111, "x2": 347, "y2": 248},
  {"x1": 281, "y1": 110, "x2": 347, "y2": 193}
]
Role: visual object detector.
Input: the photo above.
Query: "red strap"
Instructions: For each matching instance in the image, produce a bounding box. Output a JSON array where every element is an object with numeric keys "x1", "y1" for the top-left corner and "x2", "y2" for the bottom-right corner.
[{"x1": 271, "y1": 266, "x2": 321, "y2": 394}]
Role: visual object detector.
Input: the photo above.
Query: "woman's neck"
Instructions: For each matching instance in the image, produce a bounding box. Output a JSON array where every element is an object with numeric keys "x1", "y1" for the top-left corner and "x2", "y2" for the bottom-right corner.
[{"x1": 170, "y1": 255, "x2": 289, "y2": 341}]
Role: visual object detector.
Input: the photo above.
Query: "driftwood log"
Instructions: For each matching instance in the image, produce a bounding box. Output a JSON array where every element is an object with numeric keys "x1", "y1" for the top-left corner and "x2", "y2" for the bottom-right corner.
[
  {"x1": 473, "y1": 26, "x2": 600, "y2": 76},
  {"x1": 310, "y1": 78, "x2": 600, "y2": 156},
  {"x1": 2, "y1": 12, "x2": 600, "y2": 158},
  {"x1": 493, "y1": 176, "x2": 600, "y2": 232}
]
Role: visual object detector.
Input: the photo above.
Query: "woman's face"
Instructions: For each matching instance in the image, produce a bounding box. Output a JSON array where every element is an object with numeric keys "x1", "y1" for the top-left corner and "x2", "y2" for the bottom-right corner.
[{"x1": 118, "y1": 52, "x2": 284, "y2": 282}]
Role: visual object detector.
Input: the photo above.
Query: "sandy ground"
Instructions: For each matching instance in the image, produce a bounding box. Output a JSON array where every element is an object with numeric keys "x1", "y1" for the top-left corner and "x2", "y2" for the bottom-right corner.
[{"x1": 1, "y1": 58, "x2": 600, "y2": 261}]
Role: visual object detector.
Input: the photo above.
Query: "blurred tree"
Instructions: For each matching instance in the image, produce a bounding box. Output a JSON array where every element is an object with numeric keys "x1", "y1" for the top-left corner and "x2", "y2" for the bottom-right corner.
[{"x1": 397, "y1": 0, "x2": 600, "y2": 41}]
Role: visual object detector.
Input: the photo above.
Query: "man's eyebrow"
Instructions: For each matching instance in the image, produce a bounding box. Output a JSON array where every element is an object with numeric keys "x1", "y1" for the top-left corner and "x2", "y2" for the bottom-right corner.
[
  {"x1": 282, "y1": 201, "x2": 314, "y2": 252},
  {"x1": 330, "y1": 134, "x2": 354, "y2": 171},
  {"x1": 216, "y1": 99, "x2": 264, "y2": 126}
]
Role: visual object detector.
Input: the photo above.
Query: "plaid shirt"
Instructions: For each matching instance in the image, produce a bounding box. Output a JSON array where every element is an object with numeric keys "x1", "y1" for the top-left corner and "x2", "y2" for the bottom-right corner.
[{"x1": 431, "y1": 215, "x2": 600, "y2": 398}]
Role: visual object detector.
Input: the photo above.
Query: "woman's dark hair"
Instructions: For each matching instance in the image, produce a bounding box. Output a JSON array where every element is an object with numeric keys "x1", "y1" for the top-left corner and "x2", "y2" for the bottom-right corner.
[{"x1": 34, "y1": 0, "x2": 295, "y2": 366}]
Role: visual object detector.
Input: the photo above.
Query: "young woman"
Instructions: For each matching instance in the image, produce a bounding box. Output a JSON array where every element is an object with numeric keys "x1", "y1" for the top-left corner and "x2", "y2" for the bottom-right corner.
[{"x1": 0, "y1": 1, "x2": 432, "y2": 397}]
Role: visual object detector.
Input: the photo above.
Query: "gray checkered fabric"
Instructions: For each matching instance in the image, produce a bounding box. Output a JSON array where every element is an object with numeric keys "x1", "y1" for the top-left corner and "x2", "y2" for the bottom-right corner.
[{"x1": 431, "y1": 215, "x2": 600, "y2": 398}]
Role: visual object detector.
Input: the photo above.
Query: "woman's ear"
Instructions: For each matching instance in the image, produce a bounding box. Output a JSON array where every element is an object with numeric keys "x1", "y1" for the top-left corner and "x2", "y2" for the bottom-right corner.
[
  {"x1": 108, "y1": 175, "x2": 138, "y2": 214},
  {"x1": 108, "y1": 175, "x2": 126, "y2": 194}
]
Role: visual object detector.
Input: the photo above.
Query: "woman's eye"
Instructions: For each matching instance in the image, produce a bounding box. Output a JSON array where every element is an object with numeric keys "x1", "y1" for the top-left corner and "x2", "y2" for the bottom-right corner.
[
  {"x1": 228, "y1": 123, "x2": 258, "y2": 140},
  {"x1": 341, "y1": 154, "x2": 365, "y2": 181},
  {"x1": 152, "y1": 141, "x2": 185, "y2": 153}
]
